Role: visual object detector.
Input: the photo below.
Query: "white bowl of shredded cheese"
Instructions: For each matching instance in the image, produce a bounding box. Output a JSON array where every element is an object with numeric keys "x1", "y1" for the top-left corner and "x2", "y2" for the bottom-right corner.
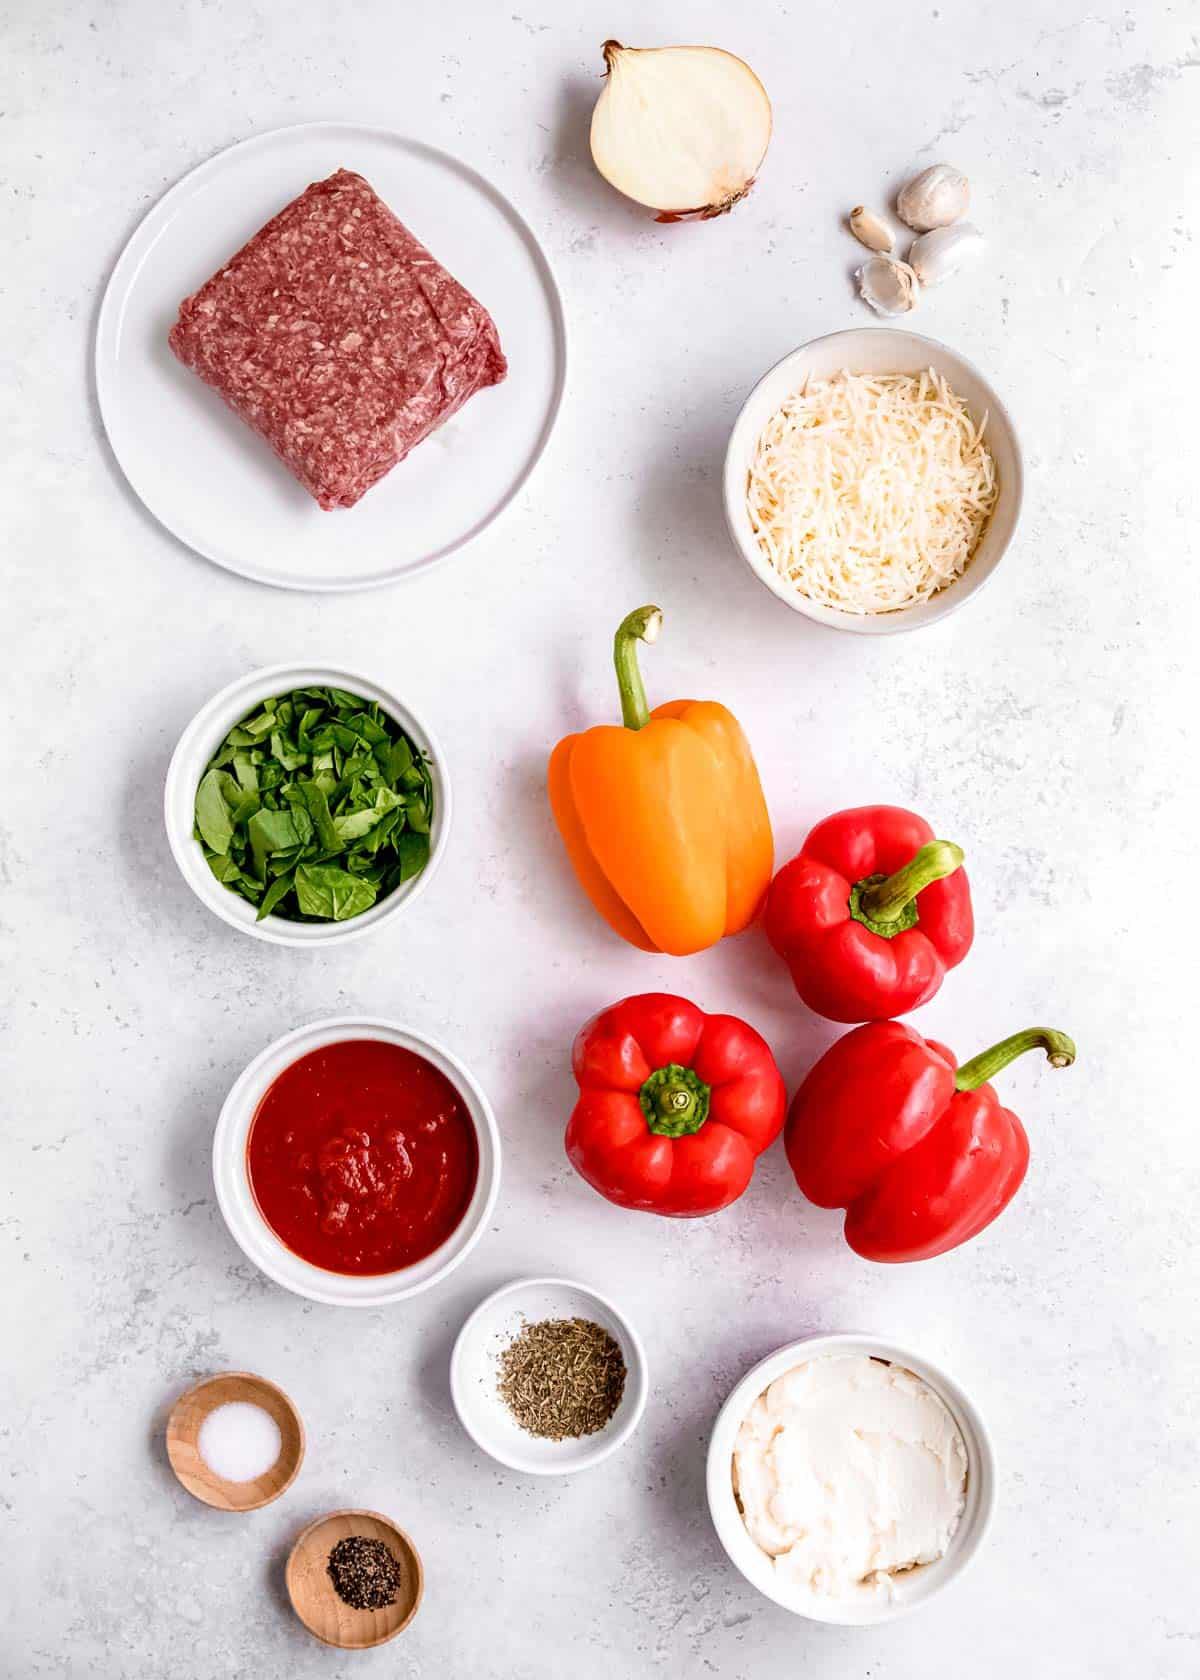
[{"x1": 724, "y1": 330, "x2": 1022, "y2": 632}]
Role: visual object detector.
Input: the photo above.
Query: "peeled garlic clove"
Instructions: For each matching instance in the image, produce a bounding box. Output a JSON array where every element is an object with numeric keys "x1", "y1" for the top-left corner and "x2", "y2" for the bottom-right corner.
[
  {"x1": 896, "y1": 163, "x2": 970, "y2": 232},
  {"x1": 590, "y1": 39, "x2": 772, "y2": 221},
  {"x1": 909, "y1": 222, "x2": 984, "y2": 287},
  {"x1": 848, "y1": 206, "x2": 894, "y2": 252},
  {"x1": 857, "y1": 255, "x2": 919, "y2": 316}
]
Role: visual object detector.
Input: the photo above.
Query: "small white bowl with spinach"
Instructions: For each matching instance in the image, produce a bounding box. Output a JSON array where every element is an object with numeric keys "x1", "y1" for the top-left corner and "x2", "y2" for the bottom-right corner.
[{"x1": 165, "y1": 665, "x2": 450, "y2": 944}]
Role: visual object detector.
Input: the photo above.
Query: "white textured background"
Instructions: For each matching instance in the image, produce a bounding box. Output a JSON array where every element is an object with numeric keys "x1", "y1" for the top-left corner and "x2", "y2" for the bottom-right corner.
[{"x1": 4, "y1": 2, "x2": 1199, "y2": 1675}]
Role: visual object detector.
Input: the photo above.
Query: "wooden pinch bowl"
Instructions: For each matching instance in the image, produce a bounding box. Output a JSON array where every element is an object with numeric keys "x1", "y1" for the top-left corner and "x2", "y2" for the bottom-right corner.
[
  {"x1": 286, "y1": 1509, "x2": 424, "y2": 1649},
  {"x1": 165, "y1": 1371, "x2": 304, "y2": 1512}
]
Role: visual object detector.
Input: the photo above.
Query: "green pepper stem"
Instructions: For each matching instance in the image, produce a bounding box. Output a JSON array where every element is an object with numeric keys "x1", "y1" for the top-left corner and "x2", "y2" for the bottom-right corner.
[
  {"x1": 857, "y1": 840, "x2": 965, "y2": 924},
  {"x1": 639, "y1": 1063, "x2": 711, "y2": 1138},
  {"x1": 613, "y1": 605, "x2": 663, "y2": 731},
  {"x1": 954, "y1": 1028, "x2": 1077, "y2": 1093}
]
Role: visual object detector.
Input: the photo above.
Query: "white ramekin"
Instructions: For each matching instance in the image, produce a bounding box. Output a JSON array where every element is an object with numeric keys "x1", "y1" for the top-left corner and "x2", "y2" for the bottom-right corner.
[
  {"x1": 723, "y1": 328, "x2": 1024, "y2": 635},
  {"x1": 706, "y1": 1332, "x2": 996, "y2": 1625},
  {"x1": 212, "y1": 1016, "x2": 501, "y2": 1307},
  {"x1": 164, "y1": 663, "x2": 450, "y2": 945},
  {"x1": 449, "y1": 1276, "x2": 649, "y2": 1476}
]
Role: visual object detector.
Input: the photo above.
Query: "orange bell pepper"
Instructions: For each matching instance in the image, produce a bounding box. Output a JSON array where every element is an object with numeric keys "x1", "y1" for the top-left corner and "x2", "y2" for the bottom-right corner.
[{"x1": 548, "y1": 606, "x2": 773, "y2": 955}]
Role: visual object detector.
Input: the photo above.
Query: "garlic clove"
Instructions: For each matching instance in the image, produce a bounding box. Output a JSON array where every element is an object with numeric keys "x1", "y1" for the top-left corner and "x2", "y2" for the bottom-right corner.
[
  {"x1": 896, "y1": 163, "x2": 970, "y2": 232},
  {"x1": 848, "y1": 206, "x2": 894, "y2": 252},
  {"x1": 590, "y1": 40, "x2": 772, "y2": 222},
  {"x1": 908, "y1": 222, "x2": 984, "y2": 287},
  {"x1": 856, "y1": 255, "x2": 920, "y2": 316}
]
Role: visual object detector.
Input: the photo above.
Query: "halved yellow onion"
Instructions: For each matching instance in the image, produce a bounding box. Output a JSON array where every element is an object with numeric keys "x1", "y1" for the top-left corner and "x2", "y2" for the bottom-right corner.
[{"x1": 590, "y1": 40, "x2": 772, "y2": 222}]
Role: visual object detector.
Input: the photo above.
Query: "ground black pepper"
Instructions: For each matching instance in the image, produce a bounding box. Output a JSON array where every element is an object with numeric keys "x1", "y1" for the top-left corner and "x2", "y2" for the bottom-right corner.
[
  {"x1": 326, "y1": 1535, "x2": 402, "y2": 1611},
  {"x1": 497, "y1": 1316, "x2": 627, "y2": 1441}
]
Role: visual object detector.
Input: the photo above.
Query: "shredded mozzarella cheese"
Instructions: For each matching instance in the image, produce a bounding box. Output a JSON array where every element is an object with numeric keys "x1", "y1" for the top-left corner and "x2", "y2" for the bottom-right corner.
[{"x1": 745, "y1": 369, "x2": 998, "y2": 615}]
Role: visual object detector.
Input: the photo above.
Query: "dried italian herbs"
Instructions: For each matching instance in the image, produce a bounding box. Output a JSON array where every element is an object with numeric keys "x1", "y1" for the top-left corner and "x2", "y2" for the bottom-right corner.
[
  {"x1": 497, "y1": 1317, "x2": 626, "y2": 1441},
  {"x1": 326, "y1": 1535, "x2": 401, "y2": 1611}
]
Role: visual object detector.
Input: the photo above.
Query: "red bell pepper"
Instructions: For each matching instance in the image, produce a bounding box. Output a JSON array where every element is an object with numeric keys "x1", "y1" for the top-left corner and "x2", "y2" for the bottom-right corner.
[
  {"x1": 566, "y1": 993, "x2": 786, "y2": 1218},
  {"x1": 765, "y1": 805, "x2": 973, "y2": 1022},
  {"x1": 787, "y1": 1020, "x2": 1075, "y2": 1262}
]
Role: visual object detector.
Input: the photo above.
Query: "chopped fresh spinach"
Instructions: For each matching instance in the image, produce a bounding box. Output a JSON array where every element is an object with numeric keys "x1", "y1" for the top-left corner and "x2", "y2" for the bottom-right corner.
[{"x1": 193, "y1": 687, "x2": 435, "y2": 923}]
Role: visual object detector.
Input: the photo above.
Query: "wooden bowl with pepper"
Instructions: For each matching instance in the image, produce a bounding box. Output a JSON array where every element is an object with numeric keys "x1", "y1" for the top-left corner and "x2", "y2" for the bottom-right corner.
[{"x1": 286, "y1": 1509, "x2": 423, "y2": 1649}]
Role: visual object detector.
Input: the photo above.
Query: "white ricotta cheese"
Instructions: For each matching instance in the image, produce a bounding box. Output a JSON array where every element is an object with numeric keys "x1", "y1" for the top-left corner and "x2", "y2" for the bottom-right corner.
[{"x1": 732, "y1": 1355, "x2": 968, "y2": 1602}]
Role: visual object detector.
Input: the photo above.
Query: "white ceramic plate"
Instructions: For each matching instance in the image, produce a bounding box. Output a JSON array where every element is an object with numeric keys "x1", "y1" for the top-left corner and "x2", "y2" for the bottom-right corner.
[
  {"x1": 213, "y1": 1017, "x2": 501, "y2": 1306},
  {"x1": 96, "y1": 123, "x2": 567, "y2": 591},
  {"x1": 450, "y1": 1277, "x2": 649, "y2": 1474},
  {"x1": 706, "y1": 1333, "x2": 996, "y2": 1625},
  {"x1": 723, "y1": 329, "x2": 1023, "y2": 634}
]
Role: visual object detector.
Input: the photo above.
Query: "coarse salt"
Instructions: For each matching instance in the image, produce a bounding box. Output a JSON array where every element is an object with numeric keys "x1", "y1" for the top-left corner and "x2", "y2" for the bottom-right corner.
[{"x1": 197, "y1": 1401, "x2": 282, "y2": 1484}]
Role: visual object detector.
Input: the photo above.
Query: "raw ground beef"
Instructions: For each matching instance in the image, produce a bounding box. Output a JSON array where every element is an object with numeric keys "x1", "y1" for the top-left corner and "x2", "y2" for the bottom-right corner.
[{"x1": 168, "y1": 169, "x2": 507, "y2": 510}]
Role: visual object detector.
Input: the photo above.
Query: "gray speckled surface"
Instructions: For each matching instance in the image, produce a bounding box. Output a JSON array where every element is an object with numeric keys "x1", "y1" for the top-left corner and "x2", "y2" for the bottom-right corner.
[{"x1": 3, "y1": 1, "x2": 1198, "y2": 1674}]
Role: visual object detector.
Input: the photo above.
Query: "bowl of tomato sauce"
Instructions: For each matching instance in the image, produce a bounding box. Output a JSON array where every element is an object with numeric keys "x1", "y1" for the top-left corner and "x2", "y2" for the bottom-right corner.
[{"x1": 213, "y1": 1017, "x2": 501, "y2": 1306}]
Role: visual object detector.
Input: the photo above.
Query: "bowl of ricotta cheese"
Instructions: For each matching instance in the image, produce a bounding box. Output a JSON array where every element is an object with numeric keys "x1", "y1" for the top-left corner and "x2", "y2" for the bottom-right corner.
[{"x1": 706, "y1": 1332, "x2": 995, "y2": 1624}]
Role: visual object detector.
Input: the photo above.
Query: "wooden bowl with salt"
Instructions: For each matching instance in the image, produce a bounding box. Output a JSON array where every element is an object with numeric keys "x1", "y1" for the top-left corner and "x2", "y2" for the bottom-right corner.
[
  {"x1": 286, "y1": 1509, "x2": 424, "y2": 1649},
  {"x1": 165, "y1": 1370, "x2": 304, "y2": 1512}
]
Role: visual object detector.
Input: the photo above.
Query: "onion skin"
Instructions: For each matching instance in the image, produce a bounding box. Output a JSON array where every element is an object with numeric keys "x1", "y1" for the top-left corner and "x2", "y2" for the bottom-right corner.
[
  {"x1": 591, "y1": 40, "x2": 772, "y2": 223},
  {"x1": 654, "y1": 185, "x2": 754, "y2": 225}
]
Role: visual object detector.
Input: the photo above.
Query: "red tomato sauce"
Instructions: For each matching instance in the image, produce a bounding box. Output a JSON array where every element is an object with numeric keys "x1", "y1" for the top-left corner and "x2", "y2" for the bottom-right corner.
[{"x1": 246, "y1": 1040, "x2": 479, "y2": 1276}]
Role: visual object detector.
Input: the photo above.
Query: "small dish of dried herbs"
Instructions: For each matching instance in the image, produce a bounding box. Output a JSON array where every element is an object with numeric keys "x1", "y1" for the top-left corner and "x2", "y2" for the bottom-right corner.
[
  {"x1": 166, "y1": 666, "x2": 450, "y2": 947},
  {"x1": 450, "y1": 1276, "x2": 649, "y2": 1476},
  {"x1": 497, "y1": 1317, "x2": 627, "y2": 1441}
]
